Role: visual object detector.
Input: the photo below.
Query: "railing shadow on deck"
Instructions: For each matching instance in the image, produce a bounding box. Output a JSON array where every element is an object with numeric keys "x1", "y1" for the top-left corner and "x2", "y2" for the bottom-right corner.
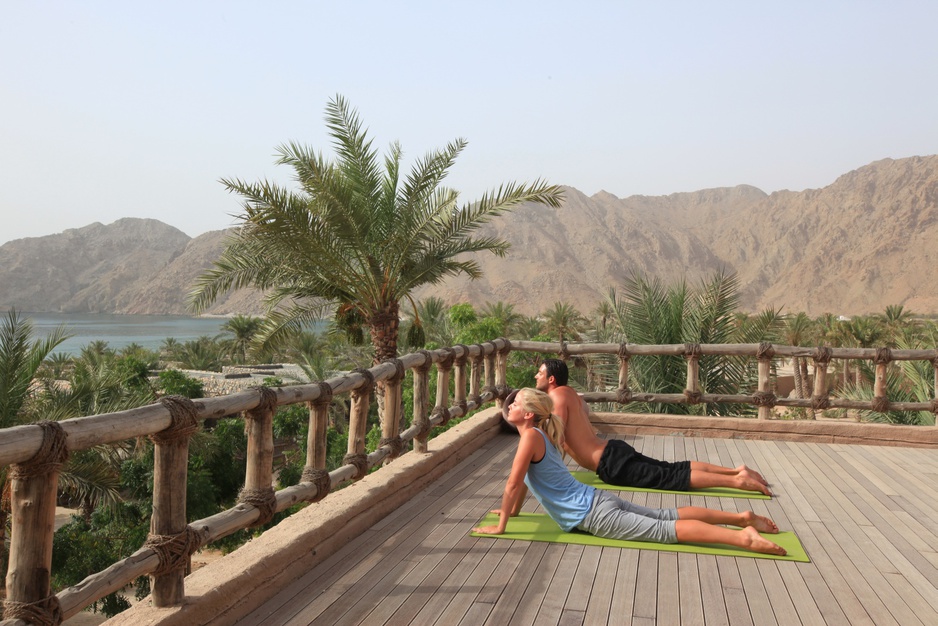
[{"x1": 0, "y1": 339, "x2": 936, "y2": 625}]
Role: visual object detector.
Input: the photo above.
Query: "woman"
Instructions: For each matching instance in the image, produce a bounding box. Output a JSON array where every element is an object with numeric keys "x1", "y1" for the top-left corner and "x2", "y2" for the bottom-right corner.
[{"x1": 474, "y1": 388, "x2": 786, "y2": 555}]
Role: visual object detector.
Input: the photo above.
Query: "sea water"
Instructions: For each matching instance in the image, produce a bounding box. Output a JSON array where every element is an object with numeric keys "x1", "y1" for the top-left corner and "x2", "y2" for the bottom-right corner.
[{"x1": 22, "y1": 312, "x2": 230, "y2": 356}]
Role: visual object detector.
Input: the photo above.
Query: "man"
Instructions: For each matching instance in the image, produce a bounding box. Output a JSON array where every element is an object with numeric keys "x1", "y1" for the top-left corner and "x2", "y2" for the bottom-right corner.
[{"x1": 534, "y1": 359, "x2": 771, "y2": 496}]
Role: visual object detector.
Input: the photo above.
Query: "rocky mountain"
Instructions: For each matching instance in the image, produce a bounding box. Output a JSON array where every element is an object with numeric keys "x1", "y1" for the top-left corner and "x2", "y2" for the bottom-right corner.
[{"x1": 2, "y1": 156, "x2": 936, "y2": 317}]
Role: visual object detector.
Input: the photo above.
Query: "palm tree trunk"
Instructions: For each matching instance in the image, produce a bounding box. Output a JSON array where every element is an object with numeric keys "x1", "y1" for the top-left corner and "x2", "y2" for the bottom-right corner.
[
  {"x1": 792, "y1": 357, "x2": 805, "y2": 399},
  {"x1": 368, "y1": 301, "x2": 401, "y2": 425}
]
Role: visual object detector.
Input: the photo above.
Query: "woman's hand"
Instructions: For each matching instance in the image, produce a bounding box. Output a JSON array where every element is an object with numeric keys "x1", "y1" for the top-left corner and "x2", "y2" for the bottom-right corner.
[{"x1": 472, "y1": 524, "x2": 504, "y2": 535}]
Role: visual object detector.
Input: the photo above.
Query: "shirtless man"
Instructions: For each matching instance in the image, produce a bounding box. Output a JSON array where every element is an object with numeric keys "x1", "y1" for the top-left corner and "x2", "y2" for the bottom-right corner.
[{"x1": 534, "y1": 359, "x2": 771, "y2": 496}]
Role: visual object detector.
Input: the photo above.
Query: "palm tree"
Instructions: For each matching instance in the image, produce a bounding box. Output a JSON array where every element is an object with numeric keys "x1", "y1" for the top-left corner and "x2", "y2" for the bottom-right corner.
[
  {"x1": 781, "y1": 312, "x2": 813, "y2": 400},
  {"x1": 0, "y1": 309, "x2": 71, "y2": 429},
  {"x1": 607, "y1": 271, "x2": 782, "y2": 416},
  {"x1": 479, "y1": 301, "x2": 523, "y2": 337},
  {"x1": 842, "y1": 316, "x2": 886, "y2": 385},
  {"x1": 541, "y1": 301, "x2": 585, "y2": 344},
  {"x1": 189, "y1": 95, "x2": 563, "y2": 373},
  {"x1": 220, "y1": 314, "x2": 264, "y2": 363}
]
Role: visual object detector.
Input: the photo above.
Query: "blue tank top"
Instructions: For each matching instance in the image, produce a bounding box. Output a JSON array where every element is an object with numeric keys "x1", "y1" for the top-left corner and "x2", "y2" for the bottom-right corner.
[{"x1": 524, "y1": 428, "x2": 595, "y2": 531}]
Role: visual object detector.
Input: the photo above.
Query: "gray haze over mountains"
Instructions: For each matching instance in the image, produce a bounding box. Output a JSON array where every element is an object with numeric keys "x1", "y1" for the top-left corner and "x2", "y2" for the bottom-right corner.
[{"x1": 2, "y1": 156, "x2": 936, "y2": 318}]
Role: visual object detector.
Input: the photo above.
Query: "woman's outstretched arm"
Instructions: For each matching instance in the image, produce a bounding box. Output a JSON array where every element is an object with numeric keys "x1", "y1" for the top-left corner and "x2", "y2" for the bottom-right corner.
[{"x1": 473, "y1": 429, "x2": 540, "y2": 534}]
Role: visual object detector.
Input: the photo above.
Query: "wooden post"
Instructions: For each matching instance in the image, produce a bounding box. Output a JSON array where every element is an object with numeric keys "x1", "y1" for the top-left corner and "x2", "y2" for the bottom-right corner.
[
  {"x1": 243, "y1": 390, "x2": 275, "y2": 498},
  {"x1": 469, "y1": 349, "x2": 483, "y2": 407},
  {"x1": 684, "y1": 343, "x2": 702, "y2": 410},
  {"x1": 616, "y1": 344, "x2": 632, "y2": 405},
  {"x1": 495, "y1": 342, "x2": 509, "y2": 410},
  {"x1": 757, "y1": 359, "x2": 772, "y2": 420},
  {"x1": 872, "y1": 348, "x2": 891, "y2": 415},
  {"x1": 453, "y1": 346, "x2": 468, "y2": 419},
  {"x1": 934, "y1": 356, "x2": 938, "y2": 428},
  {"x1": 483, "y1": 348, "x2": 496, "y2": 399},
  {"x1": 3, "y1": 422, "x2": 68, "y2": 624},
  {"x1": 381, "y1": 360, "x2": 405, "y2": 463},
  {"x1": 149, "y1": 397, "x2": 200, "y2": 606},
  {"x1": 306, "y1": 382, "x2": 332, "y2": 471},
  {"x1": 236, "y1": 387, "x2": 279, "y2": 533},
  {"x1": 345, "y1": 370, "x2": 372, "y2": 480},
  {"x1": 811, "y1": 348, "x2": 832, "y2": 420},
  {"x1": 413, "y1": 353, "x2": 432, "y2": 453},
  {"x1": 433, "y1": 350, "x2": 454, "y2": 428}
]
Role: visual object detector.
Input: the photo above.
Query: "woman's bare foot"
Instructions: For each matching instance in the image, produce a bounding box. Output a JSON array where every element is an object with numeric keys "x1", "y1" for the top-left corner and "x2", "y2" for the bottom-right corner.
[
  {"x1": 742, "y1": 526, "x2": 786, "y2": 555},
  {"x1": 740, "y1": 511, "x2": 779, "y2": 533}
]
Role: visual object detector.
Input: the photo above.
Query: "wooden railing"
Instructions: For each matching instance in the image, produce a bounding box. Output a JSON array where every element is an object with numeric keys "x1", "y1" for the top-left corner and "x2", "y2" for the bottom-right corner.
[
  {"x1": 2, "y1": 338, "x2": 937, "y2": 625},
  {"x1": 512, "y1": 340, "x2": 938, "y2": 421},
  {"x1": 0, "y1": 340, "x2": 513, "y2": 626}
]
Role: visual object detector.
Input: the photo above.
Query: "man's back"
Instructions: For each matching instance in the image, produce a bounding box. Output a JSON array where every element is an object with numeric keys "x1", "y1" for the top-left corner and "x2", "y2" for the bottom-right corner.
[{"x1": 548, "y1": 385, "x2": 606, "y2": 471}]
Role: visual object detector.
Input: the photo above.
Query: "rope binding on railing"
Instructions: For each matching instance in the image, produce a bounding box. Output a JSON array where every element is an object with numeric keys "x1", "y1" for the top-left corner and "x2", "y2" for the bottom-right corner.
[
  {"x1": 151, "y1": 396, "x2": 200, "y2": 445},
  {"x1": 871, "y1": 396, "x2": 891, "y2": 413},
  {"x1": 143, "y1": 526, "x2": 202, "y2": 576},
  {"x1": 385, "y1": 358, "x2": 407, "y2": 384},
  {"x1": 351, "y1": 367, "x2": 375, "y2": 389},
  {"x1": 343, "y1": 453, "x2": 369, "y2": 480},
  {"x1": 247, "y1": 385, "x2": 278, "y2": 418},
  {"x1": 813, "y1": 346, "x2": 833, "y2": 365},
  {"x1": 756, "y1": 342, "x2": 775, "y2": 360},
  {"x1": 379, "y1": 436, "x2": 404, "y2": 458},
  {"x1": 617, "y1": 343, "x2": 631, "y2": 361},
  {"x1": 432, "y1": 405, "x2": 451, "y2": 427},
  {"x1": 3, "y1": 593, "x2": 62, "y2": 626},
  {"x1": 9, "y1": 420, "x2": 69, "y2": 480},
  {"x1": 437, "y1": 348, "x2": 455, "y2": 371},
  {"x1": 683, "y1": 389, "x2": 703, "y2": 404},
  {"x1": 238, "y1": 486, "x2": 278, "y2": 527},
  {"x1": 874, "y1": 347, "x2": 893, "y2": 365},
  {"x1": 313, "y1": 381, "x2": 333, "y2": 406},
  {"x1": 415, "y1": 350, "x2": 433, "y2": 373},
  {"x1": 300, "y1": 467, "x2": 332, "y2": 502},
  {"x1": 683, "y1": 343, "x2": 702, "y2": 360},
  {"x1": 558, "y1": 341, "x2": 569, "y2": 361},
  {"x1": 452, "y1": 344, "x2": 470, "y2": 366},
  {"x1": 752, "y1": 391, "x2": 777, "y2": 408},
  {"x1": 616, "y1": 387, "x2": 632, "y2": 404},
  {"x1": 811, "y1": 395, "x2": 831, "y2": 410}
]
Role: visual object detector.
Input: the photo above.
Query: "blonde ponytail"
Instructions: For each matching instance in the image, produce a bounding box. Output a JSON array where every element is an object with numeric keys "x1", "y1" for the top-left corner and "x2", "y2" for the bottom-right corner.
[{"x1": 517, "y1": 388, "x2": 566, "y2": 451}]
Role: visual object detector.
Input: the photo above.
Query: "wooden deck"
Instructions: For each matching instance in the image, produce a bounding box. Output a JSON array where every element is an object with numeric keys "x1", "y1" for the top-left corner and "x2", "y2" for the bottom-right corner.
[{"x1": 235, "y1": 432, "x2": 938, "y2": 625}]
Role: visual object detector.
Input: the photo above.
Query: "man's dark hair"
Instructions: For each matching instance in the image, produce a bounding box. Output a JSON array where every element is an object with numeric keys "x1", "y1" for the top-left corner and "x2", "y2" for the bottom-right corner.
[{"x1": 542, "y1": 358, "x2": 569, "y2": 386}]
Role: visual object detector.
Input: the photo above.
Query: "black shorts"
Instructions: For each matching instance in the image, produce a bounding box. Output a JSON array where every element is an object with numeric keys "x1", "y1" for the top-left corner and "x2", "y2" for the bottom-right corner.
[{"x1": 596, "y1": 439, "x2": 691, "y2": 491}]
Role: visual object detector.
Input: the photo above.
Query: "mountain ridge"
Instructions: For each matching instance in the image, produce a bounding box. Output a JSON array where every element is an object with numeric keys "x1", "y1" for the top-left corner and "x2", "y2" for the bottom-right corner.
[{"x1": 2, "y1": 156, "x2": 936, "y2": 317}]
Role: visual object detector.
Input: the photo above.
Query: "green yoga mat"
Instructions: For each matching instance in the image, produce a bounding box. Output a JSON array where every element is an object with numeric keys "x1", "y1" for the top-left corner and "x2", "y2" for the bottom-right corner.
[
  {"x1": 572, "y1": 471, "x2": 772, "y2": 500},
  {"x1": 471, "y1": 512, "x2": 809, "y2": 562}
]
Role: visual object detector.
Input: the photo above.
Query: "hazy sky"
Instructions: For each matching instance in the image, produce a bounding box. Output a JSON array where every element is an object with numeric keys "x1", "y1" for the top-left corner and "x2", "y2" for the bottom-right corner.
[{"x1": 3, "y1": 1, "x2": 937, "y2": 245}]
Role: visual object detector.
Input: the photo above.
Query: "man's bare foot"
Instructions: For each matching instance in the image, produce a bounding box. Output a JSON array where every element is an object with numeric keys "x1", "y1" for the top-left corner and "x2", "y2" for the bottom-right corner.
[
  {"x1": 736, "y1": 475, "x2": 773, "y2": 496},
  {"x1": 737, "y1": 465, "x2": 768, "y2": 486},
  {"x1": 742, "y1": 526, "x2": 786, "y2": 555},
  {"x1": 741, "y1": 511, "x2": 779, "y2": 533}
]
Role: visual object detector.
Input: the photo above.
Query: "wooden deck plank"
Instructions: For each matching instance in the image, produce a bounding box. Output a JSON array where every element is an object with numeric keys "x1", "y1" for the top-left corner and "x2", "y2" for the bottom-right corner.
[
  {"x1": 655, "y1": 552, "x2": 681, "y2": 626},
  {"x1": 676, "y1": 553, "x2": 704, "y2": 625}
]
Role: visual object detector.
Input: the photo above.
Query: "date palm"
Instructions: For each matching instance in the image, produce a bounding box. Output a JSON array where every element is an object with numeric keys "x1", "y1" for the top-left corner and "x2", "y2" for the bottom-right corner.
[
  {"x1": 607, "y1": 271, "x2": 782, "y2": 416},
  {"x1": 541, "y1": 301, "x2": 585, "y2": 344},
  {"x1": 189, "y1": 95, "x2": 563, "y2": 371}
]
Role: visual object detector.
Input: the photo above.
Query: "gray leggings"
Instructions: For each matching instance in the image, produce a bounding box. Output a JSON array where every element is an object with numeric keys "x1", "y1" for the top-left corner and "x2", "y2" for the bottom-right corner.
[{"x1": 576, "y1": 490, "x2": 679, "y2": 543}]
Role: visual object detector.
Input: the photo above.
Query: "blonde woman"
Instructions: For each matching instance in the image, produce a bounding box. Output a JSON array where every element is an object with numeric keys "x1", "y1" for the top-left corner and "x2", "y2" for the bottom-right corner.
[{"x1": 474, "y1": 388, "x2": 785, "y2": 555}]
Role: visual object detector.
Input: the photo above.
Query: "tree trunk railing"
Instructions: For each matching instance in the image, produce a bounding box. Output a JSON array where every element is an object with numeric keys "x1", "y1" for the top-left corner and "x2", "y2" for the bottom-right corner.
[{"x1": 2, "y1": 337, "x2": 937, "y2": 625}]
